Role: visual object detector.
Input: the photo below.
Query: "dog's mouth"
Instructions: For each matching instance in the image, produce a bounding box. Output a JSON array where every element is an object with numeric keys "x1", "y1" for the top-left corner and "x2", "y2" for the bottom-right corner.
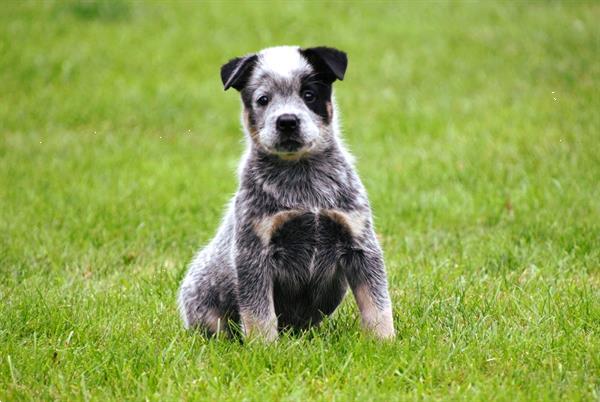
[
  {"x1": 276, "y1": 139, "x2": 303, "y2": 152},
  {"x1": 269, "y1": 140, "x2": 314, "y2": 160}
]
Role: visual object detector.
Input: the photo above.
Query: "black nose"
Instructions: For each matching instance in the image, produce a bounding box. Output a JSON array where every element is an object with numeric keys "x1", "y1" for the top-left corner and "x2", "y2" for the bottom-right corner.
[{"x1": 276, "y1": 114, "x2": 299, "y2": 132}]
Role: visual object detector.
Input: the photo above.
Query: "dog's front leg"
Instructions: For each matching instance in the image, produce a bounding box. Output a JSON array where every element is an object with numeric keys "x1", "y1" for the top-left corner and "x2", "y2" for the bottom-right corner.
[
  {"x1": 234, "y1": 227, "x2": 278, "y2": 342},
  {"x1": 342, "y1": 233, "x2": 395, "y2": 340}
]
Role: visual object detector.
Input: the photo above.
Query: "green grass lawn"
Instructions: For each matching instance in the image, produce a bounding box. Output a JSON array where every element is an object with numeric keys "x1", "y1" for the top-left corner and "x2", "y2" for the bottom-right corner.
[{"x1": 1, "y1": 1, "x2": 599, "y2": 400}]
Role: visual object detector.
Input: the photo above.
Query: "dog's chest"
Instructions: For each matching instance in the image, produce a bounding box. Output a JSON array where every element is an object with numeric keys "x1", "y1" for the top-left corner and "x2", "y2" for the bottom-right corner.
[{"x1": 255, "y1": 209, "x2": 365, "y2": 284}]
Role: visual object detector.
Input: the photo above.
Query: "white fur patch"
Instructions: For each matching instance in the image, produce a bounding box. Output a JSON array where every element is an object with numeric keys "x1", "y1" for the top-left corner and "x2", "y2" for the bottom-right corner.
[{"x1": 257, "y1": 46, "x2": 309, "y2": 79}]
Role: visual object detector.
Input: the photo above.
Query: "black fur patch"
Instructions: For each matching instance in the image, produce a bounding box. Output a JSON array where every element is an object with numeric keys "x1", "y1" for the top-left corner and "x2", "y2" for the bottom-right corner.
[
  {"x1": 300, "y1": 47, "x2": 348, "y2": 82},
  {"x1": 299, "y1": 47, "x2": 347, "y2": 123},
  {"x1": 268, "y1": 210, "x2": 354, "y2": 329},
  {"x1": 300, "y1": 75, "x2": 332, "y2": 123}
]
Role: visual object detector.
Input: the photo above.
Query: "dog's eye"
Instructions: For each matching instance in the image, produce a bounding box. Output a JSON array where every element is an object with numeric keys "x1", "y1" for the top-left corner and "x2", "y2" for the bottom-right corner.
[
  {"x1": 257, "y1": 95, "x2": 269, "y2": 106},
  {"x1": 302, "y1": 90, "x2": 316, "y2": 103}
]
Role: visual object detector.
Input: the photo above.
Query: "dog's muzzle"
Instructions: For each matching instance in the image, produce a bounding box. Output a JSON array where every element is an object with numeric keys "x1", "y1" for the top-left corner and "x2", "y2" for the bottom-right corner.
[{"x1": 275, "y1": 114, "x2": 303, "y2": 152}]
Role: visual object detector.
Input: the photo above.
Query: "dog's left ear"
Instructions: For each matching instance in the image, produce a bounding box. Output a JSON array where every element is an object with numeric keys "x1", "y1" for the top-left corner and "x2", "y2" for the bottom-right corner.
[
  {"x1": 300, "y1": 46, "x2": 348, "y2": 82},
  {"x1": 221, "y1": 54, "x2": 258, "y2": 91}
]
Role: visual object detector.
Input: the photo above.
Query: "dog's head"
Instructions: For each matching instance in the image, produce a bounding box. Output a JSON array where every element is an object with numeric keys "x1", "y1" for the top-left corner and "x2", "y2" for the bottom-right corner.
[{"x1": 221, "y1": 46, "x2": 347, "y2": 159}]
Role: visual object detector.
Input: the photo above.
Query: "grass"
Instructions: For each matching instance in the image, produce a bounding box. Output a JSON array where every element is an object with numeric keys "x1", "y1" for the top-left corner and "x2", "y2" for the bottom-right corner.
[{"x1": 1, "y1": 0, "x2": 599, "y2": 400}]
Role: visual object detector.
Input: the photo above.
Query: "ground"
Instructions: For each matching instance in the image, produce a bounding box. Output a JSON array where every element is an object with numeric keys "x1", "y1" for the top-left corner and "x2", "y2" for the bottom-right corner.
[{"x1": 1, "y1": 1, "x2": 598, "y2": 400}]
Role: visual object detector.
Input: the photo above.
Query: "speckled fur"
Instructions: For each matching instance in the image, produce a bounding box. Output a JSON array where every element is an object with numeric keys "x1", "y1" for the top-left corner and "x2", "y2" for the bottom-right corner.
[{"x1": 178, "y1": 46, "x2": 395, "y2": 341}]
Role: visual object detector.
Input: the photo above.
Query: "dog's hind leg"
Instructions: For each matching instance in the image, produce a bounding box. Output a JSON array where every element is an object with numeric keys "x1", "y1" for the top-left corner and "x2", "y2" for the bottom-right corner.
[
  {"x1": 178, "y1": 265, "x2": 239, "y2": 337},
  {"x1": 178, "y1": 236, "x2": 239, "y2": 337}
]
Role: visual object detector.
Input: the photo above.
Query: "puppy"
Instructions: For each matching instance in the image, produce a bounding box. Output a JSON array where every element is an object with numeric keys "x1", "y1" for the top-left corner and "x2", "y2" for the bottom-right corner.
[{"x1": 178, "y1": 46, "x2": 395, "y2": 341}]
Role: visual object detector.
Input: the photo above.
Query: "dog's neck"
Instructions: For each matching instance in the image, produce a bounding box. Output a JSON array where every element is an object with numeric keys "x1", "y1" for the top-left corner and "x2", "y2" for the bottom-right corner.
[{"x1": 239, "y1": 140, "x2": 357, "y2": 210}]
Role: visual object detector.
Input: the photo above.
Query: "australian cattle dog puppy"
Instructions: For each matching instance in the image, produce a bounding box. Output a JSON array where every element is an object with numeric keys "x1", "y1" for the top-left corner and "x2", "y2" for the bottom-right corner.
[{"x1": 178, "y1": 46, "x2": 395, "y2": 341}]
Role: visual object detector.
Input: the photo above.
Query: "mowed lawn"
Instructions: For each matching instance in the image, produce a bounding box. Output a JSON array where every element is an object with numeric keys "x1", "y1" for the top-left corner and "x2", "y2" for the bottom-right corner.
[{"x1": 1, "y1": 1, "x2": 599, "y2": 400}]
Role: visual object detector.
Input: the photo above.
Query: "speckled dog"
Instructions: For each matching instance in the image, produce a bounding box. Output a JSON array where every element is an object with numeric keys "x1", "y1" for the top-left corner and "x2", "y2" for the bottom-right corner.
[{"x1": 178, "y1": 46, "x2": 395, "y2": 341}]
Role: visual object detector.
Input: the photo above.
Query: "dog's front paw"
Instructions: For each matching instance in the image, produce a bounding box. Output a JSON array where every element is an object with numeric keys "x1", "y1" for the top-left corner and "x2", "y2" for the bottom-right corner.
[
  {"x1": 361, "y1": 308, "x2": 396, "y2": 340},
  {"x1": 241, "y1": 313, "x2": 278, "y2": 343}
]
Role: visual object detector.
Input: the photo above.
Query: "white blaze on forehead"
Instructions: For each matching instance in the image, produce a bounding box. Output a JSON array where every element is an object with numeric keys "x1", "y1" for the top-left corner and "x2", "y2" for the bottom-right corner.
[{"x1": 257, "y1": 46, "x2": 310, "y2": 79}]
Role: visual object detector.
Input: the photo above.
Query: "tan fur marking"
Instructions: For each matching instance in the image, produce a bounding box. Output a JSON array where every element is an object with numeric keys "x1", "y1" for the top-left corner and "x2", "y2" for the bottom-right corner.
[
  {"x1": 243, "y1": 109, "x2": 260, "y2": 144},
  {"x1": 203, "y1": 308, "x2": 224, "y2": 336},
  {"x1": 322, "y1": 209, "x2": 367, "y2": 238},
  {"x1": 253, "y1": 210, "x2": 304, "y2": 245},
  {"x1": 354, "y1": 285, "x2": 395, "y2": 339},
  {"x1": 276, "y1": 149, "x2": 311, "y2": 161}
]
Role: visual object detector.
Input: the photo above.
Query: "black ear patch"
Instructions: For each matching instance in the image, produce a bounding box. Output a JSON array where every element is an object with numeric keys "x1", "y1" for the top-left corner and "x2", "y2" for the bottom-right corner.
[
  {"x1": 220, "y1": 54, "x2": 258, "y2": 91},
  {"x1": 300, "y1": 47, "x2": 348, "y2": 82}
]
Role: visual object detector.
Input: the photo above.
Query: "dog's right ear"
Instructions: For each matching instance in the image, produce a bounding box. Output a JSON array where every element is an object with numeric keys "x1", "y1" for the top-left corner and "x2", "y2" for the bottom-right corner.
[
  {"x1": 220, "y1": 54, "x2": 258, "y2": 91},
  {"x1": 300, "y1": 47, "x2": 348, "y2": 82}
]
